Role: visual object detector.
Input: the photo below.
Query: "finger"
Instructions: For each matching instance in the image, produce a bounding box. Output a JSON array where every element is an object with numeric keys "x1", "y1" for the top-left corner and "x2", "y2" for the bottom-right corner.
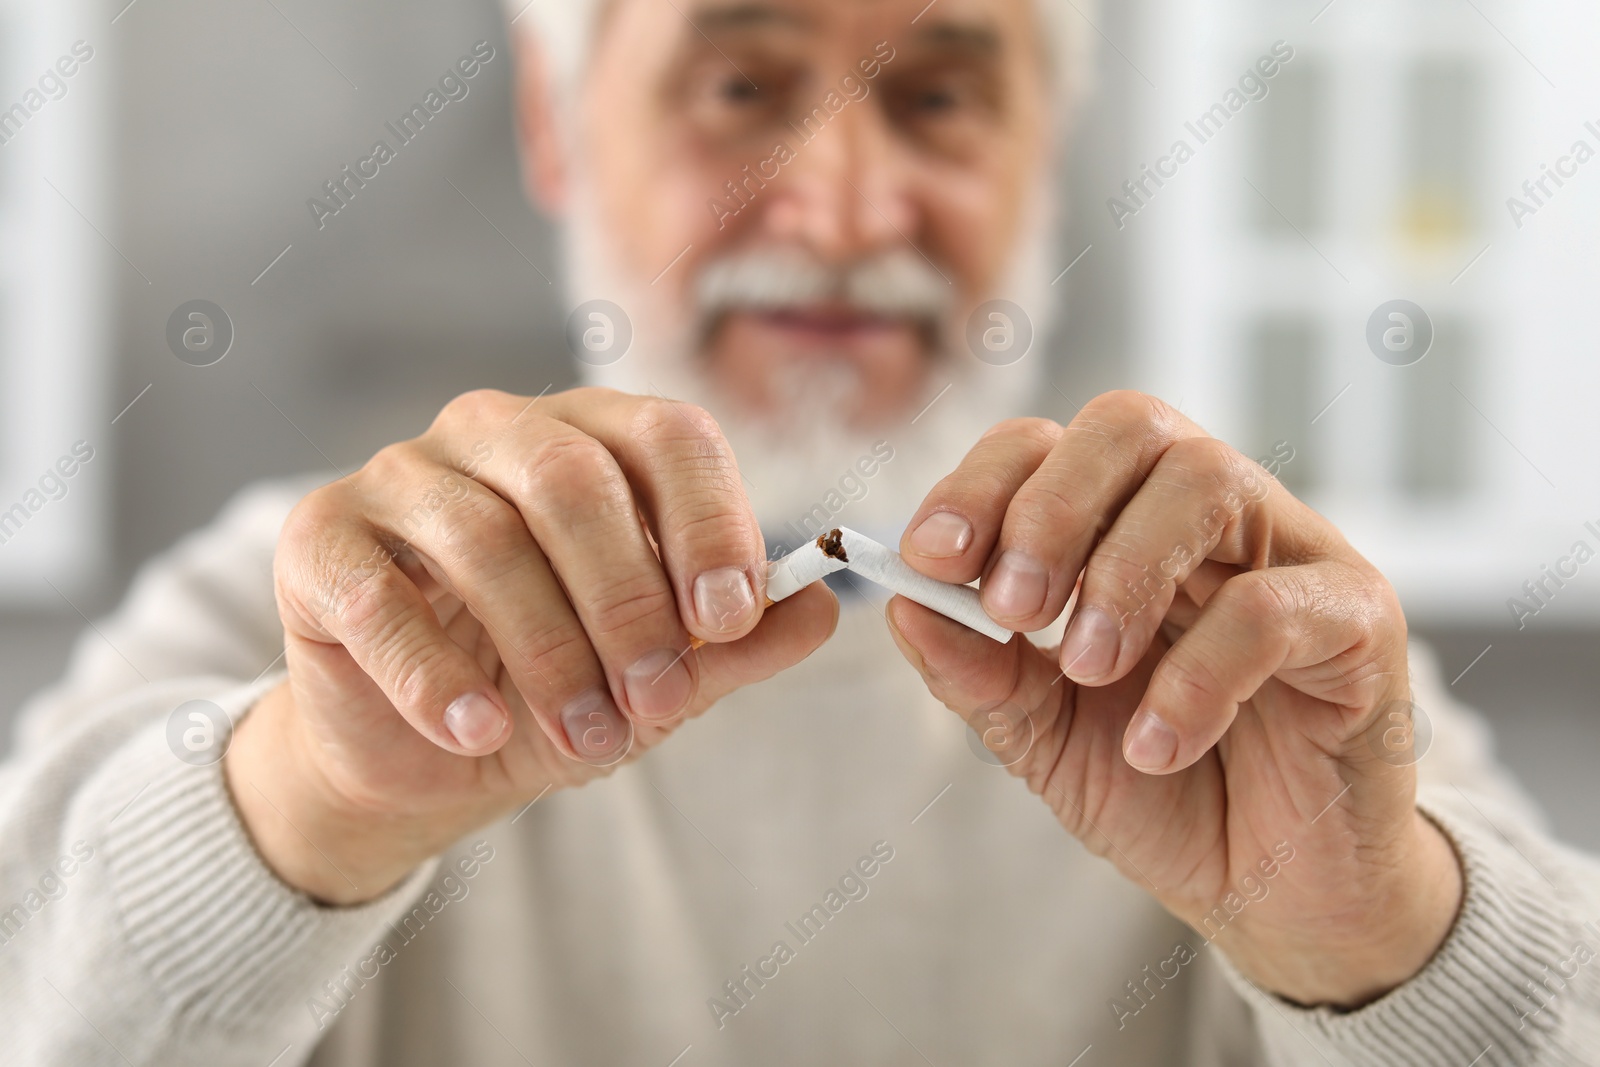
[
  {"x1": 449, "y1": 420, "x2": 708, "y2": 729},
  {"x1": 979, "y1": 391, "x2": 1205, "y2": 631},
  {"x1": 420, "y1": 389, "x2": 765, "y2": 643},
  {"x1": 276, "y1": 498, "x2": 513, "y2": 758},
  {"x1": 1145, "y1": 560, "x2": 1231, "y2": 637},
  {"x1": 882, "y1": 594, "x2": 1069, "y2": 786},
  {"x1": 540, "y1": 388, "x2": 767, "y2": 642},
  {"x1": 898, "y1": 418, "x2": 1062, "y2": 585},
  {"x1": 1170, "y1": 558, "x2": 1239, "y2": 616},
  {"x1": 1127, "y1": 563, "x2": 1406, "y2": 775},
  {"x1": 355, "y1": 448, "x2": 663, "y2": 766},
  {"x1": 693, "y1": 582, "x2": 840, "y2": 703},
  {"x1": 1059, "y1": 436, "x2": 1323, "y2": 686},
  {"x1": 405, "y1": 393, "x2": 718, "y2": 731}
]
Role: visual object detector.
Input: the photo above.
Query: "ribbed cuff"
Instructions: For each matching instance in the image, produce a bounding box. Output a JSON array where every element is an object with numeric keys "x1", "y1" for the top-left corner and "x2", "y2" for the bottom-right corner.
[
  {"x1": 87, "y1": 673, "x2": 438, "y2": 1032},
  {"x1": 1224, "y1": 791, "x2": 1582, "y2": 1066}
]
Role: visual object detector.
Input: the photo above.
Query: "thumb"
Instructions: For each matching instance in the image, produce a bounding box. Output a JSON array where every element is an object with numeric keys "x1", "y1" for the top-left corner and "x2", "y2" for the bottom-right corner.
[{"x1": 884, "y1": 595, "x2": 1068, "y2": 772}]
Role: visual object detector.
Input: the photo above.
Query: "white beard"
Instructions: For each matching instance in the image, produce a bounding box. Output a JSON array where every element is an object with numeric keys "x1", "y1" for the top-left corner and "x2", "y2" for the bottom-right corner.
[{"x1": 559, "y1": 178, "x2": 1060, "y2": 549}]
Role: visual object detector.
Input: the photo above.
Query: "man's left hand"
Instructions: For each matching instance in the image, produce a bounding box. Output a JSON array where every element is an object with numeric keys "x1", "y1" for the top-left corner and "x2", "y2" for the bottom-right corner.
[{"x1": 889, "y1": 390, "x2": 1463, "y2": 1008}]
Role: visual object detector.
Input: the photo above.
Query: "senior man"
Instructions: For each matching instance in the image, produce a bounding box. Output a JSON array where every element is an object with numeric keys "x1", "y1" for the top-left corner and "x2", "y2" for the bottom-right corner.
[{"x1": 4, "y1": 0, "x2": 1599, "y2": 1064}]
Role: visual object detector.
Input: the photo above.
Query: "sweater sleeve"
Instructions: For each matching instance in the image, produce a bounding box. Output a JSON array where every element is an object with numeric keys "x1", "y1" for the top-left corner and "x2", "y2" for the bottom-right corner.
[
  {"x1": 1228, "y1": 641, "x2": 1600, "y2": 1065},
  {"x1": 0, "y1": 478, "x2": 439, "y2": 1067}
]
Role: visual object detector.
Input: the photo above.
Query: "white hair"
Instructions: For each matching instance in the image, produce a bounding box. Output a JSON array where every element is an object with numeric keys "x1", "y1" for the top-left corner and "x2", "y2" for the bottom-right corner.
[{"x1": 501, "y1": 0, "x2": 1096, "y2": 116}]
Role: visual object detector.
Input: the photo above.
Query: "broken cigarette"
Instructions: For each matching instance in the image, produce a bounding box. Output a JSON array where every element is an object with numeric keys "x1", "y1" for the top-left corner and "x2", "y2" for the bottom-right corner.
[
  {"x1": 769, "y1": 527, "x2": 1012, "y2": 643},
  {"x1": 687, "y1": 527, "x2": 1011, "y2": 649}
]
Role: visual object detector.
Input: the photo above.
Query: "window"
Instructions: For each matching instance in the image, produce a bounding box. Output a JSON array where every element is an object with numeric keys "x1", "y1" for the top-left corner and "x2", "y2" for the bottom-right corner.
[
  {"x1": 0, "y1": 0, "x2": 110, "y2": 600},
  {"x1": 1247, "y1": 315, "x2": 1318, "y2": 496},
  {"x1": 1249, "y1": 63, "x2": 1325, "y2": 235},
  {"x1": 1397, "y1": 318, "x2": 1475, "y2": 499},
  {"x1": 1401, "y1": 58, "x2": 1482, "y2": 248}
]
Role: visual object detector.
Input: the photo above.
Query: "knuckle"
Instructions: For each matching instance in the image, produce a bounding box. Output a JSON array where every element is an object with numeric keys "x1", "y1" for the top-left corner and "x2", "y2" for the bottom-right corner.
[
  {"x1": 565, "y1": 384, "x2": 621, "y2": 408},
  {"x1": 1080, "y1": 388, "x2": 1150, "y2": 425},
  {"x1": 516, "y1": 622, "x2": 593, "y2": 686},
  {"x1": 520, "y1": 432, "x2": 620, "y2": 508},
  {"x1": 630, "y1": 396, "x2": 726, "y2": 451},
  {"x1": 439, "y1": 388, "x2": 514, "y2": 428},
  {"x1": 1091, "y1": 540, "x2": 1169, "y2": 603},
  {"x1": 359, "y1": 441, "x2": 425, "y2": 489},
  {"x1": 980, "y1": 416, "x2": 1063, "y2": 450},
  {"x1": 387, "y1": 638, "x2": 456, "y2": 715},
  {"x1": 277, "y1": 494, "x2": 370, "y2": 621},
  {"x1": 1360, "y1": 574, "x2": 1406, "y2": 651},
  {"x1": 923, "y1": 464, "x2": 1013, "y2": 520},
  {"x1": 1322, "y1": 562, "x2": 1381, "y2": 619},
  {"x1": 1010, "y1": 477, "x2": 1099, "y2": 538},
  {"x1": 661, "y1": 493, "x2": 752, "y2": 552},
  {"x1": 279, "y1": 487, "x2": 344, "y2": 554},
  {"x1": 431, "y1": 491, "x2": 526, "y2": 570},
  {"x1": 673, "y1": 400, "x2": 723, "y2": 441},
  {"x1": 1163, "y1": 653, "x2": 1225, "y2": 709},
  {"x1": 583, "y1": 573, "x2": 679, "y2": 639},
  {"x1": 333, "y1": 564, "x2": 404, "y2": 642},
  {"x1": 1359, "y1": 563, "x2": 1402, "y2": 618},
  {"x1": 628, "y1": 396, "x2": 684, "y2": 443},
  {"x1": 344, "y1": 588, "x2": 465, "y2": 717},
  {"x1": 1079, "y1": 389, "x2": 1174, "y2": 437},
  {"x1": 630, "y1": 397, "x2": 727, "y2": 454},
  {"x1": 629, "y1": 399, "x2": 746, "y2": 511},
  {"x1": 1164, "y1": 435, "x2": 1238, "y2": 486},
  {"x1": 1219, "y1": 572, "x2": 1295, "y2": 632}
]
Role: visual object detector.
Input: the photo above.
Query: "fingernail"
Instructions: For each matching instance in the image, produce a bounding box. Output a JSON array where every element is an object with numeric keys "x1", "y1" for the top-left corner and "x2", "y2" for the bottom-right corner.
[
  {"x1": 908, "y1": 512, "x2": 973, "y2": 558},
  {"x1": 1060, "y1": 606, "x2": 1120, "y2": 681},
  {"x1": 694, "y1": 567, "x2": 757, "y2": 634},
  {"x1": 561, "y1": 689, "x2": 633, "y2": 764},
  {"x1": 1124, "y1": 708, "x2": 1178, "y2": 772},
  {"x1": 623, "y1": 648, "x2": 693, "y2": 722},
  {"x1": 444, "y1": 692, "x2": 508, "y2": 752},
  {"x1": 983, "y1": 551, "x2": 1048, "y2": 620}
]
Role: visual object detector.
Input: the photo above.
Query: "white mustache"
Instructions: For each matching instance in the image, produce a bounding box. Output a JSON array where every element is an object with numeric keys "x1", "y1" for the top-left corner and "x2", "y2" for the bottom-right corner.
[{"x1": 695, "y1": 246, "x2": 952, "y2": 323}]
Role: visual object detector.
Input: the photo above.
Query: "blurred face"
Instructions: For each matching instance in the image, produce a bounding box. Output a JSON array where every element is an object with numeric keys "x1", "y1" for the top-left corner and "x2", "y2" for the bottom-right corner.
[{"x1": 553, "y1": 0, "x2": 1053, "y2": 427}]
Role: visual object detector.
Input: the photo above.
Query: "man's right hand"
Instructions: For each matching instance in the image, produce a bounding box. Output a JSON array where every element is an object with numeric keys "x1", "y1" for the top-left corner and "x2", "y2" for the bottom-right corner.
[{"x1": 224, "y1": 388, "x2": 838, "y2": 904}]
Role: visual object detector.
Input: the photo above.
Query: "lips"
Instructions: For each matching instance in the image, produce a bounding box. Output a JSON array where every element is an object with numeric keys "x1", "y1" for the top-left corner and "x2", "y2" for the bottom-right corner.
[
  {"x1": 712, "y1": 304, "x2": 937, "y2": 357},
  {"x1": 703, "y1": 303, "x2": 939, "y2": 424},
  {"x1": 757, "y1": 304, "x2": 905, "y2": 338}
]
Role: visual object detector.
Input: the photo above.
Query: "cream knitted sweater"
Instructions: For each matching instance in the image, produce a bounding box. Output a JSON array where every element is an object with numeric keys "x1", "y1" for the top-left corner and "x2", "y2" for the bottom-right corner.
[{"x1": 1, "y1": 477, "x2": 1597, "y2": 1065}]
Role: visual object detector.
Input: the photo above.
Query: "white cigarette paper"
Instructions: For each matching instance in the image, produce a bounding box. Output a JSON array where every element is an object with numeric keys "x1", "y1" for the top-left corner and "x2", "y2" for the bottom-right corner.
[{"x1": 766, "y1": 527, "x2": 1012, "y2": 643}]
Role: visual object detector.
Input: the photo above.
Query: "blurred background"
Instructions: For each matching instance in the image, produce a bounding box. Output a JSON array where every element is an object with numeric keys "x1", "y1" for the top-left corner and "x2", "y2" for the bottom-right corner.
[{"x1": 0, "y1": 0, "x2": 1595, "y2": 845}]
